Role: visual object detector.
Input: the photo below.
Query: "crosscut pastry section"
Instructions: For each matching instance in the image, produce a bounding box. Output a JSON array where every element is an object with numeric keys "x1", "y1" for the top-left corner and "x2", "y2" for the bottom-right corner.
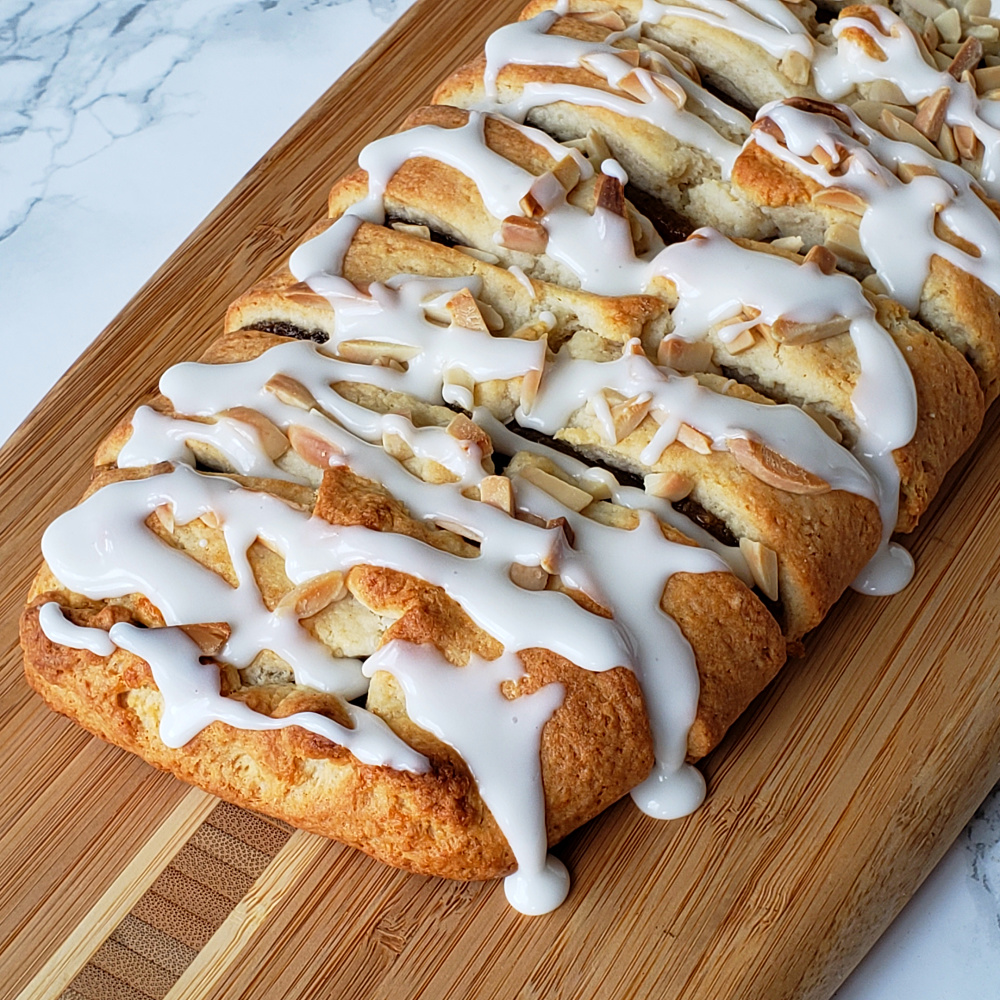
[{"x1": 21, "y1": 0, "x2": 997, "y2": 914}]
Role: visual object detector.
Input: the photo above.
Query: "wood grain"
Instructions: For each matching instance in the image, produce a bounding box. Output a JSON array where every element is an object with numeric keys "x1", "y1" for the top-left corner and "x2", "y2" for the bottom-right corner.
[{"x1": 2, "y1": 0, "x2": 1000, "y2": 997}]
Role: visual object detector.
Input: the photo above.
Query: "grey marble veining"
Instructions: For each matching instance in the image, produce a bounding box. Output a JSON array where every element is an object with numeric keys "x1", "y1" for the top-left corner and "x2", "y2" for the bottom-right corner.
[{"x1": 1, "y1": 0, "x2": 405, "y2": 245}]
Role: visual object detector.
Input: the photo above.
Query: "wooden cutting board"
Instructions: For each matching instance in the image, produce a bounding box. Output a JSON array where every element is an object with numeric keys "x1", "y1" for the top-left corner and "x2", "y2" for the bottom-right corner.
[{"x1": 3, "y1": 1, "x2": 1000, "y2": 997}]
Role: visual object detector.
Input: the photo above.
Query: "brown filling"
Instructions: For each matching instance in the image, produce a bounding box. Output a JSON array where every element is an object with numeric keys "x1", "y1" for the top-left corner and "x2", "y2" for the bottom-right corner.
[
  {"x1": 625, "y1": 184, "x2": 695, "y2": 246},
  {"x1": 246, "y1": 321, "x2": 328, "y2": 344}
]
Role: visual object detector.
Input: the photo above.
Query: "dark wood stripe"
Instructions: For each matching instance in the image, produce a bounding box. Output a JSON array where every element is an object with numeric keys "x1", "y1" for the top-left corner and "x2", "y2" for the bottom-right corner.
[{"x1": 59, "y1": 803, "x2": 294, "y2": 1000}]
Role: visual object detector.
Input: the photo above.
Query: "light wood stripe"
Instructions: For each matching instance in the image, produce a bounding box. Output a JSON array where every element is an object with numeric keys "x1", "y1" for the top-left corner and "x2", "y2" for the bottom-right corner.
[
  {"x1": 164, "y1": 831, "x2": 329, "y2": 1000},
  {"x1": 44, "y1": 802, "x2": 299, "y2": 1000},
  {"x1": 16, "y1": 787, "x2": 217, "y2": 1000}
]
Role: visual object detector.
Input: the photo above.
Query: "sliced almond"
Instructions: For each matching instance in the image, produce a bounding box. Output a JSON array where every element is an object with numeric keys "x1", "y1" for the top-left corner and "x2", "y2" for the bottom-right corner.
[
  {"x1": 447, "y1": 412, "x2": 493, "y2": 458},
  {"x1": 658, "y1": 337, "x2": 715, "y2": 372},
  {"x1": 499, "y1": 215, "x2": 549, "y2": 254},
  {"x1": 949, "y1": 35, "x2": 985, "y2": 76},
  {"x1": 912, "y1": 87, "x2": 951, "y2": 141},
  {"x1": 904, "y1": 0, "x2": 948, "y2": 19},
  {"x1": 677, "y1": 423, "x2": 713, "y2": 455},
  {"x1": 726, "y1": 327, "x2": 758, "y2": 354},
  {"x1": 824, "y1": 220, "x2": 868, "y2": 263},
  {"x1": 803, "y1": 244, "x2": 838, "y2": 274},
  {"x1": 771, "y1": 314, "x2": 852, "y2": 343},
  {"x1": 802, "y1": 404, "x2": 844, "y2": 443},
  {"x1": 934, "y1": 5, "x2": 962, "y2": 42},
  {"x1": 442, "y1": 367, "x2": 476, "y2": 406},
  {"x1": 520, "y1": 368, "x2": 543, "y2": 411},
  {"x1": 287, "y1": 425, "x2": 342, "y2": 469},
  {"x1": 381, "y1": 431, "x2": 414, "y2": 463},
  {"x1": 923, "y1": 17, "x2": 940, "y2": 54},
  {"x1": 445, "y1": 287, "x2": 489, "y2": 332},
  {"x1": 975, "y1": 63, "x2": 1000, "y2": 88},
  {"x1": 811, "y1": 187, "x2": 868, "y2": 215},
  {"x1": 390, "y1": 221, "x2": 430, "y2": 240},
  {"x1": 454, "y1": 245, "x2": 500, "y2": 264},
  {"x1": 338, "y1": 340, "x2": 418, "y2": 365},
  {"x1": 520, "y1": 170, "x2": 566, "y2": 218},
  {"x1": 784, "y1": 96, "x2": 852, "y2": 126},
  {"x1": 509, "y1": 562, "x2": 549, "y2": 591},
  {"x1": 937, "y1": 122, "x2": 960, "y2": 160},
  {"x1": 179, "y1": 622, "x2": 231, "y2": 656},
  {"x1": 771, "y1": 235, "x2": 805, "y2": 252},
  {"x1": 810, "y1": 143, "x2": 836, "y2": 171},
  {"x1": 865, "y1": 78, "x2": 909, "y2": 105},
  {"x1": 954, "y1": 122, "x2": 980, "y2": 159},
  {"x1": 595, "y1": 173, "x2": 626, "y2": 216},
  {"x1": 644, "y1": 471, "x2": 694, "y2": 501},
  {"x1": 277, "y1": 572, "x2": 348, "y2": 619},
  {"x1": 610, "y1": 393, "x2": 652, "y2": 441},
  {"x1": 897, "y1": 161, "x2": 939, "y2": 181},
  {"x1": 480, "y1": 475, "x2": 513, "y2": 515},
  {"x1": 518, "y1": 466, "x2": 593, "y2": 511},
  {"x1": 220, "y1": 407, "x2": 289, "y2": 460},
  {"x1": 153, "y1": 503, "x2": 175, "y2": 534},
  {"x1": 751, "y1": 116, "x2": 787, "y2": 143},
  {"x1": 265, "y1": 374, "x2": 318, "y2": 412},
  {"x1": 779, "y1": 49, "x2": 811, "y2": 85},
  {"x1": 551, "y1": 155, "x2": 582, "y2": 192},
  {"x1": 839, "y1": 25, "x2": 888, "y2": 61},
  {"x1": 879, "y1": 108, "x2": 942, "y2": 156},
  {"x1": 739, "y1": 537, "x2": 780, "y2": 601},
  {"x1": 199, "y1": 510, "x2": 221, "y2": 530},
  {"x1": 727, "y1": 437, "x2": 831, "y2": 494},
  {"x1": 571, "y1": 9, "x2": 626, "y2": 29}
]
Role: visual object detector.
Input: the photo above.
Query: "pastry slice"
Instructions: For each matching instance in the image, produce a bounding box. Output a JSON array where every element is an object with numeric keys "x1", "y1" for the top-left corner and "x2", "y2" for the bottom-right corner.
[{"x1": 22, "y1": 324, "x2": 785, "y2": 913}]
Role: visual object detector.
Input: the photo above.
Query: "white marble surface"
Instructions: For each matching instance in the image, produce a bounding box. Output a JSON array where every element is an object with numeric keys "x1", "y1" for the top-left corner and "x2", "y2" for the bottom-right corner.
[{"x1": 2, "y1": 0, "x2": 999, "y2": 994}]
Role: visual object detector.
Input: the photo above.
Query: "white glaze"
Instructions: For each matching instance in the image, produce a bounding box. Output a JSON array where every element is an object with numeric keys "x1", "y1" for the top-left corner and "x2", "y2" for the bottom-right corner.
[{"x1": 38, "y1": 601, "x2": 116, "y2": 656}]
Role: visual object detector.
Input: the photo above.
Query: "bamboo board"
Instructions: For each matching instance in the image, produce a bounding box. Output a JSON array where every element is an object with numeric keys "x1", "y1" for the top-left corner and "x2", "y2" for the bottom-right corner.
[{"x1": 2, "y1": 0, "x2": 1000, "y2": 997}]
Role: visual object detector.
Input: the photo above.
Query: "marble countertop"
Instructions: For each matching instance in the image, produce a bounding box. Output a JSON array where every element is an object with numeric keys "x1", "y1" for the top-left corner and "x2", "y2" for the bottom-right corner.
[{"x1": 2, "y1": 0, "x2": 999, "y2": 994}]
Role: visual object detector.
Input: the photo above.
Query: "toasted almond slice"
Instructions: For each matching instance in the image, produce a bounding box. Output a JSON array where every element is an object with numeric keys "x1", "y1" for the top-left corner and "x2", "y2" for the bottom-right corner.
[
  {"x1": 265, "y1": 374, "x2": 318, "y2": 412},
  {"x1": 644, "y1": 471, "x2": 694, "y2": 501},
  {"x1": 372, "y1": 357, "x2": 406, "y2": 372},
  {"x1": 595, "y1": 173, "x2": 626, "y2": 217},
  {"x1": 784, "y1": 96, "x2": 852, "y2": 126},
  {"x1": 949, "y1": 35, "x2": 985, "y2": 76},
  {"x1": 442, "y1": 367, "x2": 476, "y2": 408},
  {"x1": 905, "y1": 0, "x2": 948, "y2": 18},
  {"x1": 509, "y1": 562, "x2": 549, "y2": 591},
  {"x1": 739, "y1": 537, "x2": 780, "y2": 601},
  {"x1": 933, "y1": 48, "x2": 954, "y2": 70},
  {"x1": 751, "y1": 116, "x2": 787, "y2": 143},
  {"x1": 480, "y1": 474, "x2": 514, "y2": 515},
  {"x1": 879, "y1": 109, "x2": 942, "y2": 156},
  {"x1": 199, "y1": 510, "x2": 221, "y2": 530},
  {"x1": 499, "y1": 215, "x2": 549, "y2": 254},
  {"x1": 727, "y1": 437, "x2": 831, "y2": 494},
  {"x1": 220, "y1": 406, "x2": 289, "y2": 460},
  {"x1": 277, "y1": 572, "x2": 348, "y2": 619},
  {"x1": 512, "y1": 319, "x2": 550, "y2": 341},
  {"x1": 811, "y1": 187, "x2": 868, "y2": 215},
  {"x1": 551, "y1": 155, "x2": 582, "y2": 192},
  {"x1": 153, "y1": 504, "x2": 175, "y2": 534},
  {"x1": 518, "y1": 465, "x2": 593, "y2": 511},
  {"x1": 447, "y1": 412, "x2": 494, "y2": 458},
  {"x1": 445, "y1": 287, "x2": 489, "y2": 332},
  {"x1": 179, "y1": 622, "x2": 231, "y2": 656},
  {"x1": 338, "y1": 340, "x2": 419, "y2": 365},
  {"x1": 571, "y1": 9, "x2": 626, "y2": 29},
  {"x1": 381, "y1": 431, "x2": 414, "y2": 464},
  {"x1": 519, "y1": 367, "x2": 543, "y2": 411},
  {"x1": 610, "y1": 393, "x2": 653, "y2": 441},
  {"x1": 803, "y1": 244, "x2": 838, "y2": 273},
  {"x1": 658, "y1": 337, "x2": 715, "y2": 372},
  {"x1": 390, "y1": 221, "x2": 430, "y2": 240},
  {"x1": 824, "y1": 220, "x2": 869, "y2": 263},
  {"x1": 975, "y1": 62, "x2": 1000, "y2": 89},
  {"x1": 810, "y1": 143, "x2": 836, "y2": 170},
  {"x1": 520, "y1": 170, "x2": 566, "y2": 218},
  {"x1": 802, "y1": 404, "x2": 844, "y2": 443},
  {"x1": 677, "y1": 423, "x2": 713, "y2": 455},
  {"x1": 923, "y1": 17, "x2": 940, "y2": 54},
  {"x1": 771, "y1": 314, "x2": 853, "y2": 343},
  {"x1": 954, "y1": 122, "x2": 980, "y2": 159},
  {"x1": 937, "y1": 122, "x2": 960, "y2": 160},
  {"x1": 913, "y1": 87, "x2": 951, "y2": 140},
  {"x1": 897, "y1": 161, "x2": 940, "y2": 181},
  {"x1": 779, "y1": 49, "x2": 811, "y2": 84},
  {"x1": 862, "y1": 272, "x2": 889, "y2": 295},
  {"x1": 726, "y1": 327, "x2": 758, "y2": 354},
  {"x1": 287, "y1": 425, "x2": 342, "y2": 469},
  {"x1": 840, "y1": 25, "x2": 888, "y2": 61}
]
